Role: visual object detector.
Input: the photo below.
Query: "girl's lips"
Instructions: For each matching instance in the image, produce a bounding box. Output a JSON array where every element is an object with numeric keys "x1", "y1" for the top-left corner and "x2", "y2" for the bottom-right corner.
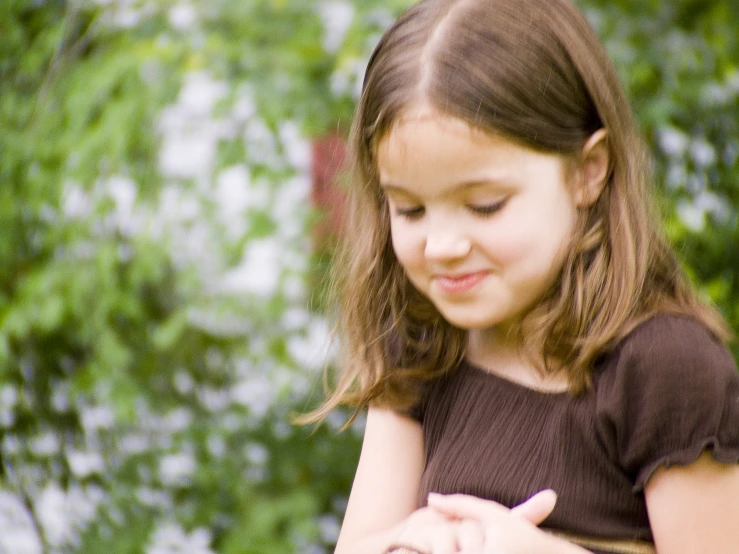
[{"x1": 433, "y1": 271, "x2": 488, "y2": 294}]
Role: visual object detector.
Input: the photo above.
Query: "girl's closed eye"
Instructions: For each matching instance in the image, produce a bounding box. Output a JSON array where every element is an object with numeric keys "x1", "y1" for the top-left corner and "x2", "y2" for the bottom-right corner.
[
  {"x1": 394, "y1": 205, "x2": 425, "y2": 219},
  {"x1": 469, "y1": 198, "x2": 507, "y2": 216}
]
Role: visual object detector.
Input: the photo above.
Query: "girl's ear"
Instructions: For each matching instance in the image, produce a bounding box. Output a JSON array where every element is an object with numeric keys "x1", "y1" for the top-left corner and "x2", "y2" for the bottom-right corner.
[{"x1": 574, "y1": 129, "x2": 610, "y2": 207}]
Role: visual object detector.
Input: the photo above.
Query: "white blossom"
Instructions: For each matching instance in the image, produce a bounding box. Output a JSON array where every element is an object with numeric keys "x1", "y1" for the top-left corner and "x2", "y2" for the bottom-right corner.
[
  {"x1": 244, "y1": 118, "x2": 282, "y2": 168},
  {"x1": 173, "y1": 371, "x2": 195, "y2": 395},
  {"x1": 244, "y1": 442, "x2": 269, "y2": 466},
  {"x1": 677, "y1": 198, "x2": 705, "y2": 232},
  {"x1": 161, "y1": 408, "x2": 194, "y2": 434},
  {"x1": 2, "y1": 435, "x2": 22, "y2": 456},
  {"x1": 366, "y1": 7, "x2": 395, "y2": 30},
  {"x1": 231, "y1": 88, "x2": 257, "y2": 123},
  {"x1": 282, "y1": 274, "x2": 307, "y2": 302},
  {"x1": 119, "y1": 433, "x2": 151, "y2": 455},
  {"x1": 724, "y1": 140, "x2": 739, "y2": 166},
  {"x1": 287, "y1": 316, "x2": 333, "y2": 370},
  {"x1": 0, "y1": 491, "x2": 43, "y2": 554},
  {"x1": 206, "y1": 435, "x2": 226, "y2": 458},
  {"x1": 156, "y1": 184, "x2": 202, "y2": 227},
  {"x1": 67, "y1": 450, "x2": 105, "y2": 478},
  {"x1": 666, "y1": 163, "x2": 688, "y2": 190},
  {"x1": 231, "y1": 375, "x2": 273, "y2": 419},
  {"x1": 271, "y1": 175, "x2": 311, "y2": 239},
  {"x1": 281, "y1": 308, "x2": 311, "y2": 330},
  {"x1": 105, "y1": 174, "x2": 139, "y2": 233},
  {"x1": 62, "y1": 181, "x2": 93, "y2": 219},
  {"x1": 51, "y1": 382, "x2": 71, "y2": 413},
  {"x1": 330, "y1": 57, "x2": 367, "y2": 99},
  {"x1": 701, "y1": 82, "x2": 732, "y2": 106},
  {"x1": 36, "y1": 484, "x2": 104, "y2": 548},
  {"x1": 279, "y1": 121, "x2": 312, "y2": 172},
  {"x1": 157, "y1": 72, "x2": 228, "y2": 179},
  {"x1": 690, "y1": 138, "x2": 717, "y2": 168},
  {"x1": 178, "y1": 72, "x2": 228, "y2": 119},
  {"x1": 675, "y1": 190, "x2": 729, "y2": 232},
  {"x1": 658, "y1": 127, "x2": 689, "y2": 158},
  {"x1": 318, "y1": 1, "x2": 355, "y2": 53},
  {"x1": 0, "y1": 386, "x2": 17, "y2": 428},
  {"x1": 318, "y1": 513, "x2": 341, "y2": 543},
  {"x1": 159, "y1": 453, "x2": 196, "y2": 487},
  {"x1": 215, "y1": 165, "x2": 252, "y2": 239},
  {"x1": 81, "y1": 405, "x2": 116, "y2": 432},
  {"x1": 136, "y1": 487, "x2": 173, "y2": 510},
  {"x1": 696, "y1": 190, "x2": 731, "y2": 222},
  {"x1": 29, "y1": 432, "x2": 61, "y2": 457},
  {"x1": 220, "y1": 238, "x2": 283, "y2": 296},
  {"x1": 303, "y1": 545, "x2": 327, "y2": 554},
  {"x1": 146, "y1": 522, "x2": 215, "y2": 554},
  {"x1": 159, "y1": 133, "x2": 217, "y2": 179},
  {"x1": 197, "y1": 386, "x2": 231, "y2": 413},
  {"x1": 168, "y1": 2, "x2": 197, "y2": 30}
]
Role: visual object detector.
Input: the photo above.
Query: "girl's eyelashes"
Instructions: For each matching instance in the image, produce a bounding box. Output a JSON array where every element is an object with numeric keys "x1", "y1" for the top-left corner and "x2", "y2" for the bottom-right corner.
[
  {"x1": 394, "y1": 206, "x2": 425, "y2": 219},
  {"x1": 392, "y1": 199, "x2": 508, "y2": 220},
  {"x1": 469, "y1": 199, "x2": 507, "y2": 216}
]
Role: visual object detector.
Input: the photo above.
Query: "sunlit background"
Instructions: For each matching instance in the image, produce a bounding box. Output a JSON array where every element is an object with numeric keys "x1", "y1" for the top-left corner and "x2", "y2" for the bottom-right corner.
[{"x1": 0, "y1": 0, "x2": 737, "y2": 552}]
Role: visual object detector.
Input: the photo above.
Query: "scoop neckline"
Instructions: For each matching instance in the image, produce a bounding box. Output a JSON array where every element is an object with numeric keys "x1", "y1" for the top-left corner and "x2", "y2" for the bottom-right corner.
[{"x1": 461, "y1": 358, "x2": 572, "y2": 397}]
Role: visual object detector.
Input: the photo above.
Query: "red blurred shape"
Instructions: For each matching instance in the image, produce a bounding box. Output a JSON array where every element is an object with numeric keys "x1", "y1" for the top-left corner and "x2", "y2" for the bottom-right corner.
[{"x1": 311, "y1": 134, "x2": 347, "y2": 245}]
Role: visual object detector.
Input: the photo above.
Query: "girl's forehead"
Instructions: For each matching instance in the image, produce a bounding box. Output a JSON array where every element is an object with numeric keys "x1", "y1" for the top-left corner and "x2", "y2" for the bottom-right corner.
[
  {"x1": 377, "y1": 117, "x2": 562, "y2": 189},
  {"x1": 379, "y1": 110, "x2": 504, "y2": 157}
]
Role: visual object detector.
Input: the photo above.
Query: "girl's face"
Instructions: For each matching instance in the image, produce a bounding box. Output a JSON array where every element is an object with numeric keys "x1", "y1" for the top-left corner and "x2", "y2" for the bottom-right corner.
[{"x1": 377, "y1": 110, "x2": 579, "y2": 340}]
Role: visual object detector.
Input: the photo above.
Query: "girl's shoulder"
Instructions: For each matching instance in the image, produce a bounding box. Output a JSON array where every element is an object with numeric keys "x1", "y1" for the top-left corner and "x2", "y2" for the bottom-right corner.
[
  {"x1": 594, "y1": 312, "x2": 738, "y2": 416},
  {"x1": 594, "y1": 313, "x2": 739, "y2": 491},
  {"x1": 597, "y1": 313, "x2": 736, "y2": 385},
  {"x1": 607, "y1": 313, "x2": 735, "y2": 371}
]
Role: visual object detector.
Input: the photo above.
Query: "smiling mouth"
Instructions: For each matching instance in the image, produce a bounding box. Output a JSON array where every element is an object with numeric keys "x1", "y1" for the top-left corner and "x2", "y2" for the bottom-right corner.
[{"x1": 433, "y1": 272, "x2": 488, "y2": 294}]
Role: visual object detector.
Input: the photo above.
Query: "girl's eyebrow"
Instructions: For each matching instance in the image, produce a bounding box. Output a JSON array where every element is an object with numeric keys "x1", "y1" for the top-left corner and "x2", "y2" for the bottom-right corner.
[{"x1": 379, "y1": 179, "x2": 514, "y2": 193}]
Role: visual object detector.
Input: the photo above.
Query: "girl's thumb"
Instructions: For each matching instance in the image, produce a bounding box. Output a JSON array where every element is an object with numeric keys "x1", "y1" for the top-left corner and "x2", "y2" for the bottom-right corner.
[{"x1": 510, "y1": 489, "x2": 557, "y2": 525}]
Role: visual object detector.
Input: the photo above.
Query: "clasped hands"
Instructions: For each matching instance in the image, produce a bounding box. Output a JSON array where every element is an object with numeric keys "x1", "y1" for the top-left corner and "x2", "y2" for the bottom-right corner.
[{"x1": 387, "y1": 489, "x2": 559, "y2": 554}]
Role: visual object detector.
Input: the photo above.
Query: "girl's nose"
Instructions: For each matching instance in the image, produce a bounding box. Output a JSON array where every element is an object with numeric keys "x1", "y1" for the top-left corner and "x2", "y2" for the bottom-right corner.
[{"x1": 424, "y1": 229, "x2": 471, "y2": 261}]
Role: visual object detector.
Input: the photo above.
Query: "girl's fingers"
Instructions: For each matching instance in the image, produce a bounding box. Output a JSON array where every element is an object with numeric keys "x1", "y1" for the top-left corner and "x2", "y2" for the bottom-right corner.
[
  {"x1": 481, "y1": 524, "x2": 507, "y2": 553},
  {"x1": 393, "y1": 507, "x2": 464, "y2": 554},
  {"x1": 510, "y1": 489, "x2": 557, "y2": 524},
  {"x1": 428, "y1": 489, "x2": 557, "y2": 525},
  {"x1": 455, "y1": 518, "x2": 485, "y2": 552},
  {"x1": 428, "y1": 493, "x2": 510, "y2": 521}
]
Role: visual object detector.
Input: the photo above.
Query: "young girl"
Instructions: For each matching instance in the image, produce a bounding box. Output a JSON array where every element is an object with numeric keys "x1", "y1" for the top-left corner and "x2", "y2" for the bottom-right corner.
[{"x1": 307, "y1": 0, "x2": 739, "y2": 552}]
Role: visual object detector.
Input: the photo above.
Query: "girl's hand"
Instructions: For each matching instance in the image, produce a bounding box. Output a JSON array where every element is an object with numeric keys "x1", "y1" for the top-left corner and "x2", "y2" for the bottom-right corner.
[
  {"x1": 387, "y1": 506, "x2": 485, "y2": 554},
  {"x1": 385, "y1": 490, "x2": 558, "y2": 554},
  {"x1": 427, "y1": 490, "x2": 570, "y2": 553},
  {"x1": 509, "y1": 489, "x2": 558, "y2": 524}
]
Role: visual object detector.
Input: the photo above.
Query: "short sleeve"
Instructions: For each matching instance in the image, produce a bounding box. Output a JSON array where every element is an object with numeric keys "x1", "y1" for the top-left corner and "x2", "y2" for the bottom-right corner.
[{"x1": 595, "y1": 315, "x2": 739, "y2": 492}]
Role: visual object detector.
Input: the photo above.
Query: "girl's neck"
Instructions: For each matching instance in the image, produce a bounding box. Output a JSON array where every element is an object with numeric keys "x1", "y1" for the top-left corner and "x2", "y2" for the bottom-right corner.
[{"x1": 466, "y1": 327, "x2": 569, "y2": 392}]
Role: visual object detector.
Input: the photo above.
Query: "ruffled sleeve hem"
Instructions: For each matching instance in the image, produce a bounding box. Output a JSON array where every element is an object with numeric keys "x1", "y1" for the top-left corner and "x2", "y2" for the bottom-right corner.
[{"x1": 633, "y1": 437, "x2": 739, "y2": 493}]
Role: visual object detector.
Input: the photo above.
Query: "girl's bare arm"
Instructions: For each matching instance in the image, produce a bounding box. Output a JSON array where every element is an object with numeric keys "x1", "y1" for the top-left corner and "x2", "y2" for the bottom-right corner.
[
  {"x1": 646, "y1": 452, "x2": 739, "y2": 554},
  {"x1": 334, "y1": 406, "x2": 427, "y2": 554}
]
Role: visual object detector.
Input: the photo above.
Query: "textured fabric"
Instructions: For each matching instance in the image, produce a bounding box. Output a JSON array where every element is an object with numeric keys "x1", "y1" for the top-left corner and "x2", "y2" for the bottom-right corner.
[{"x1": 409, "y1": 315, "x2": 739, "y2": 552}]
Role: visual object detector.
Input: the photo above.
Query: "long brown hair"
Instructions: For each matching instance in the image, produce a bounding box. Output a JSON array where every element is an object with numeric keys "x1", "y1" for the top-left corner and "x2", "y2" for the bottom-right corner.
[{"x1": 302, "y1": 0, "x2": 730, "y2": 424}]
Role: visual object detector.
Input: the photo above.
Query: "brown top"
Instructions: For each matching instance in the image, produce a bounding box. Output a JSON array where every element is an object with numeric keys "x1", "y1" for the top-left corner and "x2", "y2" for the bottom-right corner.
[{"x1": 409, "y1": 315, "x2": 739, "y2": 552}]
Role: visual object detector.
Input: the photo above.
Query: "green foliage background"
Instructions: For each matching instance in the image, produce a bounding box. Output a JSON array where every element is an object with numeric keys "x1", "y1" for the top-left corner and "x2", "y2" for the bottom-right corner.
[{"x1": 0, "y1": 0, "x2": 737, "y2": 552}]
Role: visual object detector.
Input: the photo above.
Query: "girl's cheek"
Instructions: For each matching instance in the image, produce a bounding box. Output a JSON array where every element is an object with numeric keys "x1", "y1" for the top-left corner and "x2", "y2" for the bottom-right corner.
[{"x1": 390, "y1": 225, "x2": 424, "y2": 265}]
